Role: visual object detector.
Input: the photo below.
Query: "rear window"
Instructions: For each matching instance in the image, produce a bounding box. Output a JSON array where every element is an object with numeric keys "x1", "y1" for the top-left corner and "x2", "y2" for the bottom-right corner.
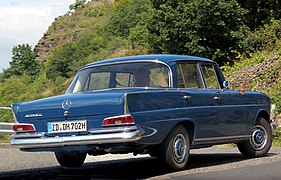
[{"x1": 67, "y1": 62, "x2": 171, "y2": 93}]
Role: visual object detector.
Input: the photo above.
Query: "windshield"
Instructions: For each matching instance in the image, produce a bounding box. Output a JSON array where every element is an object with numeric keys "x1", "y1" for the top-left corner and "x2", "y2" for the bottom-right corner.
[{"x1": 67, "y1": 62, "x2": 171, "y2": 93}]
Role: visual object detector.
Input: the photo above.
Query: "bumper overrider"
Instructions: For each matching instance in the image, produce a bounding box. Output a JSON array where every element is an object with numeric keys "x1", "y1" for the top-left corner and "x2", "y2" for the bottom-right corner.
[{"x1": 11, "y1": 126, "x2": 141, "y2": 149}]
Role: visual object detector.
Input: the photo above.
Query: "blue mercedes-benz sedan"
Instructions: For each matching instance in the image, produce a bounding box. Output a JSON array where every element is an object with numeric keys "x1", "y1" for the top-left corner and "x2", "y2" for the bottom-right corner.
[{"x1": 0, "y1": 54, "x2": 272, "y2": 171}]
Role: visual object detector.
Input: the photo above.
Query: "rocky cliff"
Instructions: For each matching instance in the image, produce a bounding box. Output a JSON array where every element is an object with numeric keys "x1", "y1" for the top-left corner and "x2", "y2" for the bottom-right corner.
[{"x1": 227, "y1": 54, "x2": 281, "y2": 92}]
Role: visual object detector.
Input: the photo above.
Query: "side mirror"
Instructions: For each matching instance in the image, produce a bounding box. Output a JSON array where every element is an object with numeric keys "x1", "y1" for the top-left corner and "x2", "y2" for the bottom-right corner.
[{"x1": 223, "y1": 80, "x2": 229, "y2": 89}]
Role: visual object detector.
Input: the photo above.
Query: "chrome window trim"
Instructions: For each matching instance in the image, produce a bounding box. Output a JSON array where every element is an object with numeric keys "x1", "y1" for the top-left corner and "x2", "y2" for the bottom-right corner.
[
  {"x1": 69, "y1": 60, "x2": 173, "y2": 92},
  {"x1": 196, "y1": 62, "x2": 206, "y2": 89},
  {"x1": 124, "y1": 93, "x2": 129, "y2": 115},
  {"x1": 199, "y1": 63, "x2": 221, "y2": 90},
  {"x1": 167, "y1": 58, "x2": 215, "y2": 64},
  {"x1": 212, "y1": 65, "x2": 221, "y2": 90}
]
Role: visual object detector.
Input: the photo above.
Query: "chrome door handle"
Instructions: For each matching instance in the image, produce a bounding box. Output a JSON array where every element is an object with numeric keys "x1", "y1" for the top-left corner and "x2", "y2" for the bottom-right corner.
[
  {"x1": 183, "y1": 96, "x2": 192, "y2": 99},
  {"x1": 213, "y1": 96, "x2": 221, "y2": 100},
  {"x1": 183, "y1": 96, "x2": 192, "y2": 104}
]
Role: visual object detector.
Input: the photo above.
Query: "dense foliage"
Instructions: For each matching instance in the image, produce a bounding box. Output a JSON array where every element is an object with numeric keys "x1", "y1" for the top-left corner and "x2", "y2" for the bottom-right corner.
[
  {"x1": 146, "y1": 0, "x2": 249, "y2": 65},
  {"x1": 238, "y1": 0, "x2": 281, "y2": 29}
]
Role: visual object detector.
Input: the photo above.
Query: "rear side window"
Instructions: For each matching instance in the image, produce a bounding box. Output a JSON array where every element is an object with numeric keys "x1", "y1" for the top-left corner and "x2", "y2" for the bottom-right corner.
[
  {"x1": 177, "y1": 63, "x2": 203, "y2": 89},
  {"x1": 201, "y1": 64, "x2": 220, "y2": 89},
  {"x1": 88, "y1": 72, "x2": 110, "y2": 91}
]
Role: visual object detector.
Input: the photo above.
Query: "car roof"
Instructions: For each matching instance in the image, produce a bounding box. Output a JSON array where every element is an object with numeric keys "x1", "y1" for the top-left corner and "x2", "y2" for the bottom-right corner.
[{"x1": 82, "y1": 54, "x2": 215, "y2": 69}]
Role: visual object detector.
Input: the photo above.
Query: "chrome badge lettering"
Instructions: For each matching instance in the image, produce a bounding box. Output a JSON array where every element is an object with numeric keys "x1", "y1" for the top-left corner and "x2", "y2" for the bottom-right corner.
[
  {"x1": 25, "y1": 113, "x2": 43, "y2": 118},
  {"x1": 62, "y1": 100, "x2": 72, "y2": 110}
]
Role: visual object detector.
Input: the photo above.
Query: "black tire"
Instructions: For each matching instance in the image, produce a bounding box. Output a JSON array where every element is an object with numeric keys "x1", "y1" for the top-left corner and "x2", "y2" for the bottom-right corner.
[
  {"x1": 159, "y1": 125, "x2": 190, "y2": 171},
  {"x1": 55, "y1": 151, "x2": 87, "y2": 167},
  {"x1": 237, "y1": 117, "x2": 272, "y2": 158}
]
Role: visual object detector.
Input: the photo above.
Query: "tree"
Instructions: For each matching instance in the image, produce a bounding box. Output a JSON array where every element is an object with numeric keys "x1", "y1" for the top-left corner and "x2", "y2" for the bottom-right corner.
[
  {"x1": 238, "y1": 0, "x2": 281, "y2": 29},
  {"x1": 45, "y1": 30, "x2": 106, "y2": 80},
  {"x1": 107, "y1": 0, "x2": 151, "y2": 38},
  {"x1": 46, "y1": 43, "x2": 75, "y2": 80},
  {"x1": 146, "y1": 0, "x2": 249, "y2": 64},
  {"x1": 3, "y1": 44, "x2": 39, "y2": 79},
  {"x1": 69, "y1": 0, "x2": 87, "y2": 11}
]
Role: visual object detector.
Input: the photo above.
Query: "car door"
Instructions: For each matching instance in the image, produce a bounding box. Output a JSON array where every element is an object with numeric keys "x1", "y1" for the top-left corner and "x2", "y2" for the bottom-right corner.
[
  {"x1": 218, "y1": 89, "x2": 248, "y2": 136},
  {"x1": 202, "y1": 64, "x2": 247, "y2": 137},
  {"x1": 176, "y1": 62, "x2": 219, "y2": 139}
]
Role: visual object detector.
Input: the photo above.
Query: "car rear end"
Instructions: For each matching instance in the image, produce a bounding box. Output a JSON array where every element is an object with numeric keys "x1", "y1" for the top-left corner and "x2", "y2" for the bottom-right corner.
[{"x1": 1, "y1": 91, "x2": 141, "y2": 152}]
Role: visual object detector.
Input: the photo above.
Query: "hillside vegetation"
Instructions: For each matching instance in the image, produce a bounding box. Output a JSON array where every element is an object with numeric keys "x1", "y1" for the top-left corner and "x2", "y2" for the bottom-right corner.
[{"x1": 1, "y1": 0, "x2": 281, "y2": 126}]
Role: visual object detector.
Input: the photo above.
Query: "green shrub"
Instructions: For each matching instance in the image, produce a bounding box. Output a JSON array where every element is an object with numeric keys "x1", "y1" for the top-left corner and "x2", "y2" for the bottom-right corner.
[
  {"x1": 243, "y1": 19, "x2": 281, "y2": 52},
  {"x1": 84, "y1": 4, "x2": 105, "y2": 17}
]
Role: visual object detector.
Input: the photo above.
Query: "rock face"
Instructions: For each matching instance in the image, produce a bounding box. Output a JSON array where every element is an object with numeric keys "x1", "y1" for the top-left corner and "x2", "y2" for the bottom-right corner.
[
  {"x1": 34, "y1": 32, "x2": 56, "y2": 63},
  {"x1": 227, "y1": 54, "x2": 281, "y2": 92},
  {"x1": 33, "y1": 0, "x2": 113, "y2": 63},
  {"x1": 34, "y1": 19, "x2": 81, "y2": 63}
]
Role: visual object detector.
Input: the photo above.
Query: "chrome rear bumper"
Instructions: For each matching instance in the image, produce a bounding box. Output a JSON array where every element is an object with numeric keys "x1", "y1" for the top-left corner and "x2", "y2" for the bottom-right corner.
[{"x1": 11, "y1": 126, "x2": 141, "y2": 149}]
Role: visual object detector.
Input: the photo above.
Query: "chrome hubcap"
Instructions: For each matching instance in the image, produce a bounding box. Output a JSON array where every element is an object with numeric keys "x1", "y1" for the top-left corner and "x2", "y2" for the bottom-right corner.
[
  {"x1": 250, "y1": 125, "x2": 267, "y2": 150},
  {"x1": 173, "y1": 134, "x2": 187, "y2": 164}
]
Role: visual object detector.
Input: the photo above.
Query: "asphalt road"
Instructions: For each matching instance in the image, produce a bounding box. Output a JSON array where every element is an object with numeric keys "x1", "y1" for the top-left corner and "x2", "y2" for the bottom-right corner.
[{"x1": 0, "y1": 145, "x2": 281, "y2": 179}]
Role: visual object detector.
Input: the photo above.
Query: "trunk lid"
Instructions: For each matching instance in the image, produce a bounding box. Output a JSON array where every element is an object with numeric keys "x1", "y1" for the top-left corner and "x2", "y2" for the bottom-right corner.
[{"x1": 16, "y1": 91, "x2": 124, "y2": 122}]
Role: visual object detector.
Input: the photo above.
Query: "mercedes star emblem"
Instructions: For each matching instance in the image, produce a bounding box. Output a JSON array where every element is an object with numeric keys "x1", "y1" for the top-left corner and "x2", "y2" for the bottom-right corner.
[{"x1": 62, "y1": 99, "x2": 72, "y2": 110}]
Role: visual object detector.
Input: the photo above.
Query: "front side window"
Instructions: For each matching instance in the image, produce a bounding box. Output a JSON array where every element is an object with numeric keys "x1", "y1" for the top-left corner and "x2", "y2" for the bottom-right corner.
[
  {"x1": 177, "y1": 63, "x2": 203, "y2": 89},
  {"x1": 67, "y1": 62, "x2": 170, "y2": 93},
  {"x1": 201, "y1": 64, "x2": 220, "y2": 89}
]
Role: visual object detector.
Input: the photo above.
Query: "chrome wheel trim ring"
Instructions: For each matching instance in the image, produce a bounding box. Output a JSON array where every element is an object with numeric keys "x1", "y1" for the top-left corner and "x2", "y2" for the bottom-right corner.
[
  {"x1": 250, "y1": 125, "x2": 268, "y2": 151},
  {"x1": 173, "y1": 134, "x2": 187, "y2": 164}
]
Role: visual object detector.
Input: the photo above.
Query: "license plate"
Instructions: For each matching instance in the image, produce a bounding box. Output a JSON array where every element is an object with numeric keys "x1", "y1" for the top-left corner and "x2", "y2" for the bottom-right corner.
[{"x1": 47, "y1": 120, "x2": 87, "y2": 133}]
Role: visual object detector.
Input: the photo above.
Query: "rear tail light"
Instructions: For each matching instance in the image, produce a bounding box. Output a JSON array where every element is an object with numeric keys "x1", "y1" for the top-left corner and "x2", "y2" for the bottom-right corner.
[
  {"x1": 103, "y1": 115, "x2": 135, "y2": 127},
  {"x1": 13, "y1": 124, "x2": 36, "y2": 132}
]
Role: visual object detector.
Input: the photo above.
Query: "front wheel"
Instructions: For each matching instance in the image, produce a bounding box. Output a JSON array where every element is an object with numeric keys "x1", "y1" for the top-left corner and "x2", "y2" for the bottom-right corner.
[
  {"x1": 159, "y1": 125, "x2": 190, "y2": 171},
  {"x1": 55, "y1": 151, "x2": 87, "y2": 167},
  {"x1": 237, "y1": 117, "x2": 272, "y2": 158}
]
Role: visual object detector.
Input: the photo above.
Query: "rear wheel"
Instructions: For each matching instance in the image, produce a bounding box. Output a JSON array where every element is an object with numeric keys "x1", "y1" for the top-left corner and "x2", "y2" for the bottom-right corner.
[
  {"x1": 159, "y1": 125, "x2": 190, "y2": 171},
  {"x1": 237, "y1": 117, "x2": 272, "y2": 158},
  {"x1": 55, "y1": 151, "x2": 87, "y2": 167}
]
